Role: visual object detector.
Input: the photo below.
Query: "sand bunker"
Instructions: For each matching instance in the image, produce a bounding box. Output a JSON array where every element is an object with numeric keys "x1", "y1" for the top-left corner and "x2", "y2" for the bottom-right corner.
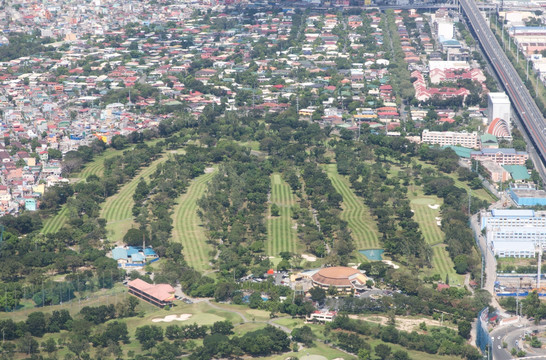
[
  {"x1": 152, "y1": 314, "x2": 192, "y2": 323},
  {"x1": 382, "y1": 260, "x2": 400, "y2": 269},
  {"x1": 204, "y1": 167, "x2": 215, "y2": 173},
  {"x1": 302, "y1": 254, "x2": 317, "y2": 262},
  {"x1": 428, "y1": 204, "x2": 440, "y2": 209}
]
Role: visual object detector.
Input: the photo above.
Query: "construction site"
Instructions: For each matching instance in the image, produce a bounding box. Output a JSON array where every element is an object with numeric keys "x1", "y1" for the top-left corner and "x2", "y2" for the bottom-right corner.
[{"x1": 496, "y1": 249, "x2": 546, "y2": 296}]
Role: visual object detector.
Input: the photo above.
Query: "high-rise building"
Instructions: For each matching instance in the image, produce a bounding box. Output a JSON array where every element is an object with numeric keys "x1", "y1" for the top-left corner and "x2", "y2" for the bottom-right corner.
[{"x1": 487, "y1": 92, "x2": 511, "y2": 126}]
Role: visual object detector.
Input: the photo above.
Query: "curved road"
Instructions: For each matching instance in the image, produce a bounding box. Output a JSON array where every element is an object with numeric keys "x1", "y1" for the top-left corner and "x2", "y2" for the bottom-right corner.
[{"x1": 490, "y1": 321, "x2": 546, "y2": 359}]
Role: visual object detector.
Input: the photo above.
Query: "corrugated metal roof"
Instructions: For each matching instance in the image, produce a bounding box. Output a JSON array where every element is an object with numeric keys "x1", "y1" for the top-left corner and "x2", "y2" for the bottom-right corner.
[
  {"x1": 491, "y1": 209, "x2": 535, "y2": 217},
  {"x1": 502, "y1": 165, "x2": 530, "y2": 181}
]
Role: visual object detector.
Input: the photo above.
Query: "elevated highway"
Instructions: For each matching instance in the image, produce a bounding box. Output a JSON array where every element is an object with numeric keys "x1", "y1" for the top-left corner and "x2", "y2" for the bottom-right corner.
[{"x1": 459, "y1": 0, "x2": 546, "y2": 180}]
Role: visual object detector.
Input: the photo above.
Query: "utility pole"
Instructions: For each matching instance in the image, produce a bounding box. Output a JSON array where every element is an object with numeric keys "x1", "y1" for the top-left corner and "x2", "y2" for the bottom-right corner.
[
  {"x1": 481, "y1": 255, "x2": 485, "y2": 289},
  {"x1": 537, "y1": 245, "x2": 542, "y2": 289}
]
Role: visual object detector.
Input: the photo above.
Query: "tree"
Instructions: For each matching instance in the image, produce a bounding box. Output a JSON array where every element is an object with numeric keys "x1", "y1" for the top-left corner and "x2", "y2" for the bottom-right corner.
[
  {"x1": 214, "y1": 282, "x2": 236, "y2": 302},
  {"x1": 123, "y1": 228, "x2": 149, "y2": 247},
  {"x1": 340, "y1": 128, "x2": 354, "y2": 141},
  {"x1": 67, "y1": 334, "x2": 90, "y2": 359},
  {"x1": 271, "y1": 203, "x2": 280, "y2": 216},
  {"x1": 291, "y1": 326, "x2": 314, "y2": 346},
  {"x1": 531, "y1": 336, "x2": 542, "y2": 348},
  {"x1": 458, "y1": 320, "x2": 472, "y2": 339},
  {"x1": 375, "y1": 344, "x2": 392, "y2": 359},
  {"x1": 111, "y1": 135, "x2": 128, "y2": 150},
  {"x1": 25, "y1": 312, "x2": 46, "y2": 337},
  {"x1": 42, "y1": 337, "x2": 57, "y2": 354},
  {"x1": 211, "y1": 320, "x2": 234, "y2": 335},
  {"x1": 309, "y1": 287, "x2": 326, "y2": 304},
  {"x1": 358, "y1": 348, "x2": 372, "y2": 360},
  {"x1": 133, "y1": 178, "x2": 150, "y2": 203},
  {"x1": 248, "y1": 292, "x2": 263, "y2": 309},
  {"x1": 135, "y1": 325, "x2": 164, "y2": 350},
  {"x1": 18, "y1": 333, "x2": 39, "y2": 355},
  {"x1": 392, "y1": 350, "x2": 411, "y2": 360},
  {"x1": 453, "y1": 254, "x2": 469, "y2": 274},
  {"x1": 48, "y1": 148, "x2": 62, "y2": 160}
]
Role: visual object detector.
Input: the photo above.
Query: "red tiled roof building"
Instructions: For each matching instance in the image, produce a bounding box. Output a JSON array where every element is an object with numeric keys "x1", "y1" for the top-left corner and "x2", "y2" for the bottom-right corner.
[{"x1": 128, "y1": 279, "x2": 175, "y2": 307}]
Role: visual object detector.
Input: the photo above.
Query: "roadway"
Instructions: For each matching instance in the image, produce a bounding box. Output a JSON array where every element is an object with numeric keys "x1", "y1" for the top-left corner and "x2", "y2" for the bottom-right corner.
[
  {"x1": 459, "y1": 0, "x2": 546, "y2": 180},
  {"x1": 490, "y1": 320, "x2": 546, "y2": 359}
]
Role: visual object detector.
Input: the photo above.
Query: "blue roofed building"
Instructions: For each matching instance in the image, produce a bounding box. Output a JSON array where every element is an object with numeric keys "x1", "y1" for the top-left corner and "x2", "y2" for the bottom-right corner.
[
  {"x1": 508, "y1": 183, "x2": 546, "y2": 207},
  {"x1": 111, "y1": 246, "x2": 159, "y2": 267},
  {"x1": 24, "y1": 198, "x2": 37, "y2": 211}
]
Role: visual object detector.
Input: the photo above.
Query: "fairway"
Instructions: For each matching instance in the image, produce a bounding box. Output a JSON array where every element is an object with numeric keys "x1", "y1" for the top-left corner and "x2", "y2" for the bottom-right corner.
[
  {"x1": 324, "y1": 164, "x2": 380, "y2": 250},
  {"x1": 171, "y1": 169, "x2": 216, "y2": 272},
  {"x1": 41, "y1": 206, "x2": 69, "y2": 235},
  {"x1": 101, "y1": 154, "x2": 169, "y2": 244},
  {"x1": 78, "y1": 147, "x2": 120, "y2": 179},
  {"x1": 78, "y1": 138, "x2": 162, "y2": 179},
  {"x1": 267, "y1": 173, "x2": 298, "y2": 256},
  {"x1": 408, "y1": 190, "x2": 461, "y2": 285},
  {"x1": 41, "y1": 149, "x2": 126, "y2": 235}
]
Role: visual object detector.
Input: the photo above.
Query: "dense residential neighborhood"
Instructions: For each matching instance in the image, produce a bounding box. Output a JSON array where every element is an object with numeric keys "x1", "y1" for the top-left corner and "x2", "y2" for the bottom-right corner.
[{"x1": 0, "y1": 1, "x2": 533, "y2": 215}]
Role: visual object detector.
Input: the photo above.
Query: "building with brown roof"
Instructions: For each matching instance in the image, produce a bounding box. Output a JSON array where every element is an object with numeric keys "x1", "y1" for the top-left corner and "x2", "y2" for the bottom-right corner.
[
  {"x1": 311, "y1": 267, "x2": 369, "y2": 294},
  {"x1": 128, "y1": 279, "x2": 175, "y2": 307}
]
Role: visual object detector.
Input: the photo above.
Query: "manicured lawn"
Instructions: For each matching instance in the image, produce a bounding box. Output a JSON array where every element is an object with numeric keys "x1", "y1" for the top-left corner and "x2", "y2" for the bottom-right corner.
[
  {"x1": 233, "y1": 322, "x2": 268, "y2": 336},
  {"x1": 324, "y1": 164, "x2": 380, "y2": 250},
  {"x1": 260, "y1": 341, "x2": 356, "y2": 360},
  {"x1": 171, "y1": 169, "x2": 216, "y2": 272},
  {"x1": 78, "y1": 147, "x2": 121, "y2": 179},
  {"x1": 101, "y1": 154, "x2": 170, "y2": 244},
  {"x1": 407, "y1": 188, "x2": 462, "y2": 285},
  {"x1": 267, "y1": 173, "x2": 299, "y2": 257},
  {"x1": 412, "y1": 158, "x2": 495, "y2": 204},
  {"x1": 0, "y1": 284, "x2": 129, "y2": 322},
  {"x1": 209, "y1": 303, "x2": 271, "y2": 322},
  {"x1": 41, "y1": 139, "x2": 164, "y2": 236},
  {"x1": 41, "y1": 205, "x2": 69, "y2": 235},
  {"x1": 78, "y1": 139, "x2": 162, "y2": 180}
]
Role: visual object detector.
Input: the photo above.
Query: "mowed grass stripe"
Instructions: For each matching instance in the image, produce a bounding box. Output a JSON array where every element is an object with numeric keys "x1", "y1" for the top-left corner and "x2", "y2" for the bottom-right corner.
[
  {"x1": 101, "y1": 155, "x2": 167, "y2": 223},
  {"x1": 324, "y1": 164, "x2": 380, "y2": 250},
  {"x1": 408, "y1": 195, "x2": 443, "y2": 246},
  {"x1": 267, "y1": 174, "x2": 297, "y2": 256},
  {"x1": 101, "y1": 154, "x2": 172, "y2": 243},
  {"x1": 431, "y1": 245, "x2": 458, "y2": 282},
  {"x1": 41, "y1": 206, "x2": 69, "y2": 235},
  {"x1": 172, "y1": 169, "x2": 216, "y2": 272},
  {"x1": 408, "y1": 193, "x2": 460, "y2": 284}
]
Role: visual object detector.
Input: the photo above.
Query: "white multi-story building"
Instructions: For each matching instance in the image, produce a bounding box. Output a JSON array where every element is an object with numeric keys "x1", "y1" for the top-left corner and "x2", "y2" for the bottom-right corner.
[
  {"x1": 487, "y1": 92, "x2": 511, "y2": 126},
  {"x1": 421, "y1": 129, "x2": 479, "y2": 148},
  {"x1": 435, "y1": 19, "x2": 454, "y2": 40},
  {"x1": 481, "y1": 209, "x2": 546, "y2": 257}
]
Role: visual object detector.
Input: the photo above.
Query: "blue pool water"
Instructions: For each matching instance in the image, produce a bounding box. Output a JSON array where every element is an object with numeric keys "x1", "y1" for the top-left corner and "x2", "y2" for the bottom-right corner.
[{"x1": 359, "y1": 249, "x2": 384, "y2": 261}]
